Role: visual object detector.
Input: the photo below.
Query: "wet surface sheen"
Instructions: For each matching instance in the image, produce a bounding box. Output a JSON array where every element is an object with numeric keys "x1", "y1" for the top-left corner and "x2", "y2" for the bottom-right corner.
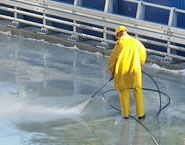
[{"x1": 0, "y1": 33, "x2": 184, "y2": 145}]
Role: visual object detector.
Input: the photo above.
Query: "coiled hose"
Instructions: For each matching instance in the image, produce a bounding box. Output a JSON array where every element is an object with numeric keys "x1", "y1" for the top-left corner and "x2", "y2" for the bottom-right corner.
[{"x1": 99, "y1": 71, "x2": 171, "y2": 145}]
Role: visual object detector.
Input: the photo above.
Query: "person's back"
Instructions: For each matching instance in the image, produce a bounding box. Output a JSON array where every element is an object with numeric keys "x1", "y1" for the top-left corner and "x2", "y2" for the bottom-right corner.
[
  {"x1": 109, "y1": 33, "x2": 146, "y2": 90},
  {"x1": 108, "y1": 26, "x2": 146, "y2": 119}
]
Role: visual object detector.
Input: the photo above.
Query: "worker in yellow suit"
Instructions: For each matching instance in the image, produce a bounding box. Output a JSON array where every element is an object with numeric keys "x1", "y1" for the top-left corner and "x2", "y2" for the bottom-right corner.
[{"x1": 108, "y1": 26, "x2": 146, "y2": 119}]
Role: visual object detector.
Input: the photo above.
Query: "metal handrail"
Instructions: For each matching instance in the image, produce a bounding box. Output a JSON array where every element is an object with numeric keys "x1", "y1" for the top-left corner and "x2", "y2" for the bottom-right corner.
[{"x1": 0, "y1": 0, "x2": 185, "y2": 61}]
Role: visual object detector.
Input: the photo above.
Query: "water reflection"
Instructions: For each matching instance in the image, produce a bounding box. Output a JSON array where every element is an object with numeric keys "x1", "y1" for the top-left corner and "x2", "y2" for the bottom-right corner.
[{"x1": 0, "y1": 34, "x2": 185, "y2": 145}]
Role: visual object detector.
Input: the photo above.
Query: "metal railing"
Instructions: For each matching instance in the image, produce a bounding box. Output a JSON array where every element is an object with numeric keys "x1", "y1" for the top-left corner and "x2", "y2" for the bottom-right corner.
[{"x1": 0, "y1": 0, "x2": 185, "y2": 61}]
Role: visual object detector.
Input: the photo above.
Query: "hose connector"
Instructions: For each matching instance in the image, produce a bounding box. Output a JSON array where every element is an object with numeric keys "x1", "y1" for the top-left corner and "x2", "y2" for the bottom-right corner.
[{"x1": 109, "y1": 76, "x2": 114, "y2": 81}]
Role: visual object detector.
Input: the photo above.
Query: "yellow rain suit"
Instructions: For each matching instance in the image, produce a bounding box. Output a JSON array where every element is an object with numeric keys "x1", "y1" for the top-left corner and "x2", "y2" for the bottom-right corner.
[{"x1": 108, "y1": 26, "x2": 146, "y2": 118}]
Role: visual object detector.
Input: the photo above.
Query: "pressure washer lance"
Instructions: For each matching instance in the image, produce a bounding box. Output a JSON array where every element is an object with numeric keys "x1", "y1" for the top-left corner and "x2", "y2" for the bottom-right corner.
[{"x1": 90, "y1": 77, "x2": 113, "y2": 99}]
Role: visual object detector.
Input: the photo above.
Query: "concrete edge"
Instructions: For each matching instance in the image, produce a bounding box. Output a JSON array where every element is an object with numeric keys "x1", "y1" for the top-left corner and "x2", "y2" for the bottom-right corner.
[
  {"x1": 0, "y1": 25, "x2": 111, "y2": 55},
  {"x1": 0, "y1": 25, "x2": 184, "y2": 70}
]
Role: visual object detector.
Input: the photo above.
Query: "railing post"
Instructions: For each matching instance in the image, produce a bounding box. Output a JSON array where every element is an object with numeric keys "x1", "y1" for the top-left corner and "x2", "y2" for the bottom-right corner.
[
  {"x1": 136, "y1": 1, "x2": 145, "y2": 20},
  {"x1": 135, "y1": 1, "x2": 145, "y2": 39},
  {"x1": 10, "y1": 6, "x2": 19, "y2": 28},
  {"x1": 97, "y1": 0, "x2": 113, "y2": 49},
  {"x1": 40, "y1": 12, "x2": 48, "y2": 34},
  {"x1": 164, "y1": 7, "x2": 177, "y2": 62},
  {"x1": 74, "y1": 0, "x2": 82, "y2": 9},
  {"x1": 168, "y1": 8, "x2": 177, "y2": 27},
  {"x1": 40, "y1": 0, "x2": 48, "y2": 34},
  {"x1": 70, "y1": 0, "x2": 82, "y2": 41}
]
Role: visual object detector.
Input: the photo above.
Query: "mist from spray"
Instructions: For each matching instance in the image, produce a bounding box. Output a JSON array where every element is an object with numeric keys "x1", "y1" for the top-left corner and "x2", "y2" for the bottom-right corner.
[
  {"x1": 0, "y1": 95, "x2": 91, "y2": 123},
  {"x1": 69, "y1": 98, "x2": 91, "y2": 113}
]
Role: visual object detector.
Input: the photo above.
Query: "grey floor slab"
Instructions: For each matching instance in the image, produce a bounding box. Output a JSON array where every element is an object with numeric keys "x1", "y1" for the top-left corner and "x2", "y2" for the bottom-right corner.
[{"x1": 0, "y1": 33, "x2": 184, "y2": 145}]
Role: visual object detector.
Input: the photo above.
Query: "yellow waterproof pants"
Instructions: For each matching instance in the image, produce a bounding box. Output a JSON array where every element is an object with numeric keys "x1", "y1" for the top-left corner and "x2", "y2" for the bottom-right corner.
[{"x1": 119, "y1": 87, "x2": 144, "y2": 117}]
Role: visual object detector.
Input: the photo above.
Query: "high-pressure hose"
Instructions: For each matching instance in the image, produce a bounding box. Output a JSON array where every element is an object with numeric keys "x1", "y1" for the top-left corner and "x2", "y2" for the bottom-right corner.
[
  {"x1": 101, "y1": 87, "x2": 171, "y2": 145},
  {"x1": 100, "y1": 71, "x2": 171, "y2": 145},
  {"x1": 91, "y1": 71, "x2": 170, "y2": 116},
  {"x1": 142, "y1": 71, "x2": 162, "y2": 116},
  {"x1": 89, "y1": 70, "x2": 171, "y2": 145},
  {"x1": 142, "y1": 70, "x2": 171, "y2": 116},
  {"x1": 101, "y1": 91, "x2": 160, "y2": 145}
]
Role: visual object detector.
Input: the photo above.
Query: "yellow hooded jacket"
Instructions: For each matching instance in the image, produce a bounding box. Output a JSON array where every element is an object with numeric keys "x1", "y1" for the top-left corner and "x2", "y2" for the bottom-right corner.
[{"x1": 108, "y1": 34, "x2": 146, "y2": 90}]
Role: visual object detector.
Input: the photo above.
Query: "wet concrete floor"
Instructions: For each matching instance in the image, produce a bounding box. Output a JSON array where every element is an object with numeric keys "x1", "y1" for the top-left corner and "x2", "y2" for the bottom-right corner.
[{"x1": 0, "y1": 33, "x2": 184, "y2": 145}]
